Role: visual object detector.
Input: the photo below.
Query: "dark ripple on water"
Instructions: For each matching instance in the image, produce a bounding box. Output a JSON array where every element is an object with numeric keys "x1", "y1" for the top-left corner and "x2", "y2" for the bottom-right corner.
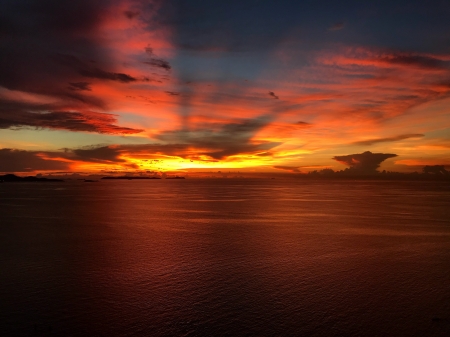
[{"x1": 0, "y1": 179, "x2": 449, "y2": 336}]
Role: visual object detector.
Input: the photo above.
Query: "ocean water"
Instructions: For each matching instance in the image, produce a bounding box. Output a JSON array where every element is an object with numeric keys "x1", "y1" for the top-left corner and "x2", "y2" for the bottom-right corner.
[{"x1": 0, "y1": 179, "x2": 449, "y2": 336}]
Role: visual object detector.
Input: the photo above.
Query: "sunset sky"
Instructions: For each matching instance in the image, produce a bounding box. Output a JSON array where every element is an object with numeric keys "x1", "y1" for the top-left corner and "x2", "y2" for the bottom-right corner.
[{"x1": 1, "y1": 0, "x2": 449, "y2": 175}]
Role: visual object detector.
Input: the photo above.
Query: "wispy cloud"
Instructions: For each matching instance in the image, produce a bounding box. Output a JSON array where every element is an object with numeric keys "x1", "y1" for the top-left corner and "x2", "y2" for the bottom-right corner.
[
  {"x1": 68, "y1": 82, "x2": 92, "y2": 91},
  {"x1": 352, "y1": 133, "x2": 424, "y2": 146},
  {"x1": 273, "y1": 165, "x2": 301, "y2": 173},
  {"x1": 329, "y1": 22, "x2": 345, "y2": 31},
  {"x1": 143, "y1": 58, "x2": 172, "y2": 71},
  {"x1": 379, "y1": 54, "x2": 449, "y2": 70},
  {"x1": 269, "y1": 91, "x2": 279, "y2": 99}
]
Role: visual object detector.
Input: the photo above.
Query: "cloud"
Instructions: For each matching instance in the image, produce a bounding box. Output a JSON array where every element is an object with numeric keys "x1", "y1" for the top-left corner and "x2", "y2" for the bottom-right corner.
[
  {"x1": 329, "y1": 22, "x2": 345, "y2": 31},
  {"x1": 124, "y1": 10, "x2": 140, "y2": 20},
  {"x1": 0, "y1": 100, "x2": 143, "y2": 134},
  {"x1": 333, "y1": 151, "x2": 397, "y2": 174},
  {"x1": 380, "y1": 54, "x2": 449, "y2": 70},
  {"x1": 156, "y1": 117, "x2": 281, "y2": 159},
  {"x1": 54, "y1": 54, "x2": 137, "y2": 83},
  {"x1": 0, "y1": 149, "x2": 70, "y2": 172},
  {"x1": 143, "y1": 58, "x2": 172, "y2": 71},
  {"x1": 78, "y1": 68, "x2": 137, "y2": 83},
  {"x1": 0, "y1": 0, "x2": 154, "y2": 136},
  {"x1": 325, "y1": 48, "x2": 450, "y2": 71},
  {"x1": 0, "y1": 142, "x2": 202, "y2": 173},
  {"x1": 72, "y1": 145, "x2": 127, "y2": 163},
  {"x1": 0, "y1": 1, "x2": 119, "y2": 96},
  {"x1": 69, "y1": 82, "x2": 92, "y2": 91},
  {"x1": 144, "y1": 46, "x2": 154, "y2": 56},
  {"x1": 269, "y1": 91, "x2": 279, "y2": 99},
  {"x1": 273, "y1": 165, "x2": 301, "y2": 173},
  {"x1": 352, "y1": 133, "x2": 424, "y2": 146},
  {"x1": 74, "y1": 143, "x2": 203, "y2": 162}
]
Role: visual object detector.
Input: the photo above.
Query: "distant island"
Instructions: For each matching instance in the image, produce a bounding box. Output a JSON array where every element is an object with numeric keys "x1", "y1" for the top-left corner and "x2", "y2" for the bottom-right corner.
[
  {"x1": 0, "y1": 174, "x2": 63, "y2": 182},
  {"x1": 101, "y1": 176, "x2": 186, "y2": 180},
  {"x1": 101, "y1": 176, "x2": 161, "y2": 180},
  {"x1": 303, "y1": 165, "x2": 450, "y2": 180},
  {"x1": 1, "y1": 163, "x2": 449, "y2": 182}
]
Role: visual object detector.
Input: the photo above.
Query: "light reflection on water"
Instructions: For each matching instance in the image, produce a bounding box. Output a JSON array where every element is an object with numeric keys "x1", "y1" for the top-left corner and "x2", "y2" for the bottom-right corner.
[{"x1": 0, "y1": 179, "x2": 449, "y2": 336}]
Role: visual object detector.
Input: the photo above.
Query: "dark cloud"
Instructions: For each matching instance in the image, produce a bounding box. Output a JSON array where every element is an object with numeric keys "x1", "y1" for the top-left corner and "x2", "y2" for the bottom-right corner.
[
  {"x1": 156, "y1": 118, "x2": 281, "y2": 159},
  {"x1": 69, "y1": 82, "x2": 92, "y2": 91},
  {"x1": 80, "y1": 143, "x2": 193, "y2": 159},
  {"x1": 124, "y1": 10, "x2": 140, "y2": 19},
  {"x1": 0, "y1": 148, "x2": 69, "y2": 172},
  {"x1": 0, "y1": 145, "x2": 140, "y2": 172},
  {"x1": 0, "y1": 143, "x2": 196, "y2": 172},
  {"x1": 269, "y1": 91, "x2": 279, "y2": 99},
  {"x1": 329, "y1": 22, "x2": 345, "y2": 31},
  {"x1": 333, "y1": 151, "x2": 397, "y2": 174},
  {"x1": 79, "y1": 68, "x2": 137, "y2": 83},
  {"x1": 0, "y1": 144, "x2": 185, "y2": 173},
  {"x1": 72, "y1": 146, "x2": 127, "y2": 163},
  {"x1": 352, "y1": 133, "x2": 424, "y2": 146},
  {"x1": 0, "y1": 0, "x2": 146, "y2": 135},
  {"x1": 55, "y1": 54, "x2": 137, "y2": 83},
  {"x1": 0, "y1": 100, "x2": 143, "y2": 134},
  {"x1": 143, "y1": 58, "x2": 172, "y2": 71},
  {"x1": 0, "y1": 1, "x2": 115, "y2": 94},
  {"x1": 166, "y1": 91, "x2": 180, "y2": 96},
  {"x1": 67, "y1": 139, "x2": 279, "y2": 165},
  {"x1": 273, "y1": 165, "x2": 301, "y2": 173},
  {"x1": 145, "y1": 46, "x2": 154, "y2": 56},
  {"x1": 295, "y1": 121, "x2": 312, "y2": 127},
  {"x1": 438, "y1": 79, "x2": 450, "y2": 88},
  {"x1": 380, "y1": 54, "x2": 449, "y2": 70}
]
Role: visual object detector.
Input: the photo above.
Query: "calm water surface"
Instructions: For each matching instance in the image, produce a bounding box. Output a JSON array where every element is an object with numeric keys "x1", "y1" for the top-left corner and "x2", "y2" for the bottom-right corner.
[{"x1": 0, "y1": 179, "x2": 449, "y2": 336}]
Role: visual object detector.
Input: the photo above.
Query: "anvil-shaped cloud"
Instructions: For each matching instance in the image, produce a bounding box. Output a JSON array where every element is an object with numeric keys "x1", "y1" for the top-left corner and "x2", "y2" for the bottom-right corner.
[{"x1": 333, "y1": 151, "x2": 397, "y2": 174}]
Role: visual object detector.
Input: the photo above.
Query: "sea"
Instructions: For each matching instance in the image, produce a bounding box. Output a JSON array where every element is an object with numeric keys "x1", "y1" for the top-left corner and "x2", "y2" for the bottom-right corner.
[{"x1": 0, "y1": 179, "x2": 449, "y2": 336}]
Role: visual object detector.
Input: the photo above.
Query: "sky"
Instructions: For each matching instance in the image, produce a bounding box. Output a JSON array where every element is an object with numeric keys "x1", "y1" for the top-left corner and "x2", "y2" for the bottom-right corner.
[{"x1": 1, "y1": 0, "x2": 449, "y2": 175}]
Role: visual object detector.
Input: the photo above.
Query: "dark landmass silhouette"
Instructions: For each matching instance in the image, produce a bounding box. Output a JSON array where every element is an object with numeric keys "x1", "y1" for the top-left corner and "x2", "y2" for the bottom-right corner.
[
  {"x1": 320, "y1": 151, "x2": 450, "y2": 180},
  {"x1": 305, "y1": 165, "x2": 450, "y2": 180},
  {"x1": 166, "y1": 176, "x2": 186, "y2": 179},
  {"x1": 422, "y1": 165, "x2": 448, "y2": 175},
  {"x1": 101, "y1": 176, "x2": 161, "y2": 180},
  {"x1": 271, "y1": 151, "x2": 449, "y2": 180},
  {"x1": 0, "y1": 174, "x2": 63, "y2": 182}
]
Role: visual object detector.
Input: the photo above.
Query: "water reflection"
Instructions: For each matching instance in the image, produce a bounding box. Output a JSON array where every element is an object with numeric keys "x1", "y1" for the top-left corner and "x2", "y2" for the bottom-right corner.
[{"x1": 0, "y1": 180, "x2": 449, "y2": 336}]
